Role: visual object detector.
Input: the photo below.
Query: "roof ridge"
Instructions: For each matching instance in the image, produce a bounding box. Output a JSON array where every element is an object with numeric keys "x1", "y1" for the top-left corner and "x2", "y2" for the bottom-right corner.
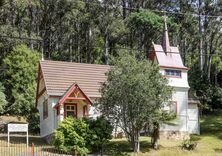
[{"x1": 41, "y1": 60, "x2": 110, "y2": 67}]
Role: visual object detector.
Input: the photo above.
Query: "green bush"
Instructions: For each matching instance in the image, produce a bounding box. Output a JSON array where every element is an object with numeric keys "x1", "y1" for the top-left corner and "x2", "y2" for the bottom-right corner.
[
  {"x1": 53, "y1": 117, "x2": 90, "y2": 155},
  {"x1": 181, "y1": 139, "x2": 197, "y2": 150},
  {"x1": 53, "y1": 117, "x2": 113, "y2": 155},
  {"x1": 26, "y1": 107, "x2": 40, "y2": 134},
  {"x1": 87, "y1": 117, "x2": 113, "y2": 154}
]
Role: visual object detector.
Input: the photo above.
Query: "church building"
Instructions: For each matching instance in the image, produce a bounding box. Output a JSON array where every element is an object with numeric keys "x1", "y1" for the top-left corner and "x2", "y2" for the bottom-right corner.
[{"x1": 35, "y1": 20, "x2": 199, "y2": 141}]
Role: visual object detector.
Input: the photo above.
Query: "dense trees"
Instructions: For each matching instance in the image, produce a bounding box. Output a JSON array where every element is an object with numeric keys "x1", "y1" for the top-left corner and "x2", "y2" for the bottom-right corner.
[{"x1": 0, "y1": 83, "x2": 7, "y2": 114}]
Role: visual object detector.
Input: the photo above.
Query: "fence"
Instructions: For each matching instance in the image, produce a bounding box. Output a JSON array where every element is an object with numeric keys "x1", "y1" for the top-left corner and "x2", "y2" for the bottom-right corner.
[{"x1": 0, "y1": 135, "x2": 75, "y2": 156}]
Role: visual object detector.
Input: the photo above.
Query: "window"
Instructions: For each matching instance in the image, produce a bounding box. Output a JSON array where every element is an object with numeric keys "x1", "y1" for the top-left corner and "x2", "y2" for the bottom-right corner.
[
  {"x1": 164, "y1": 101, "x2": 178, "y2": 114},
  {"x1": 65, "y1": 104, "x2": 77, "y2": 118},
  {"x1": 165, "y1": 69, "x2": 181, "y2": 77},
  {"x1": 83, "y1": 105, "x2": 88, "y2": 117},
  {"x1": 43, "y1": 99, "x2": 48, "y2": 119},
  {"x1": 56, "y1": 106, "x2": 60, "y2": 116},
  {"x1": 169, "y1": 101, "x2": 177, "y2": 114}
]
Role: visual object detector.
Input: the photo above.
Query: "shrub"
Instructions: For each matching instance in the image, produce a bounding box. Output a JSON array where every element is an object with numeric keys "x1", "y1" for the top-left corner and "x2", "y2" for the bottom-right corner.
[
  {"x1": 53, "y1": 117, "x2": 113, "y2": 155},
  {"x1": 87, "y1": 117, "x2": 113, "y2": 154},
  {"x1": 181, "y1": 139, "x2": 197, "y2": 150},
  {"x1": 53, "y1": 117, "x2": 90, "y2": 155},
  {"x1": 26, "y1": 107, "x2": 40, "y2": 134}
]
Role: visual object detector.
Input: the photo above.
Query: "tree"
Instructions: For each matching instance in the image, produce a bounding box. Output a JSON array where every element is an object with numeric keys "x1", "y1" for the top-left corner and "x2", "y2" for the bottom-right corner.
[
  {"x1": 99, "y1": 52, "x2": 173, "y2": 152},
  {"x1": 3, "y1": 44, "x2": 40, "y2": 116},
  {"x1": 0, "y1": 83, "x2": 7, "y2": 114}
]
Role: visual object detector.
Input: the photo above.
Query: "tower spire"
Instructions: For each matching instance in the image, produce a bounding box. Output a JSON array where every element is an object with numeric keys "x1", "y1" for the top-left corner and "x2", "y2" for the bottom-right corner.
[{"x1": 162, "y1": 16, "x2": 170, "y2": 53}]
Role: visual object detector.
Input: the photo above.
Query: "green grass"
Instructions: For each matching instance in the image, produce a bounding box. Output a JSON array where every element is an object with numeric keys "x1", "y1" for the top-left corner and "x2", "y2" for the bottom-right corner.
[
  {"x1": 106, "y1": 113, "x2": 222, "y2": 156},
  {"x1": 1, "y1": 113, "x2": 222, "y2": 155}
]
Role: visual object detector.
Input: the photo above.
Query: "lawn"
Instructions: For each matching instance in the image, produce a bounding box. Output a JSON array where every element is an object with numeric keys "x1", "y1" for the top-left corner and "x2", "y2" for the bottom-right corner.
[
  {"x1": 106, "y1": 113, "x2": 222, "y2": 156},
  {"x1": 0, "y1": 113, "x2": 222, "y2": 155}
]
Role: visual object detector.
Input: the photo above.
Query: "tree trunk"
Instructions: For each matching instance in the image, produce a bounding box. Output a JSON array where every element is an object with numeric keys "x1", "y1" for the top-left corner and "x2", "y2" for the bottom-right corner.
[
  {"x1": 207, "y1": 56, "x2": 211, "y2": 80},
  {"x1": 122, "y1": 0, "x2": 126, "y2": 19},
  {"x1": 28, "y1": 5, "x2": 34, "y2": 49},
  {"x1": 131, "y1": 129, "x2": 140, "y2": 153},
  {"x1": 183, "y1": 39, "x2": 186, "y2": 66},
  {"x1": 198, "y1": 0, "x2": 203, "y2": 71},
  {"x1": 151, "y1": 122, "x2": 159, "y2": 150},
  {"x1": 104, "y1": 30, "x2": 109, "y2": 65},
  {"x1": 100, "y1": 144, "x2": 104, "y2": 156}
]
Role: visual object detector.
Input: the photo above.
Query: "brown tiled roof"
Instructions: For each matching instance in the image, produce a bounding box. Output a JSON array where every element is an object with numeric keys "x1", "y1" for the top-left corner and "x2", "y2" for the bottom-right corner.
[{"x1": 40, "y1": 60, "x2": 110, "y2": 98}]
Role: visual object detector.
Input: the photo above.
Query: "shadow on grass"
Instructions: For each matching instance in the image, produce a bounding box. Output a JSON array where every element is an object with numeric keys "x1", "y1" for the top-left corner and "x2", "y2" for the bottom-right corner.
[
  {"x1": 200, "y1": 114, "x2": 222, "y2": 140},
  {"x1": 214, "y1": 148, "x2": 222, "y2": 153},
  {"x1": 0, "y1": 136, "x2": 47, "y2": 146},
  {"x1": 41, "y1": 147, "x2": 72, "y2": 155},
  {"x1": 104, "y1": 139, "x2": 151, "y2": 155},
  {"x1": 190, "y1": 135, "x2": 202, "y2": 141}
]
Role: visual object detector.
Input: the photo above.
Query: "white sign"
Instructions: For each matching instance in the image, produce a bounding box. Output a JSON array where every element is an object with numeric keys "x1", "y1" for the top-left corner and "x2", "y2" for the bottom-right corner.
[
  {"x1": 8, "y1": 124, "x2": 28, "y2": 132},
  {"x1": 8, "y1": 123, "x2": 29, "y2": 147}
]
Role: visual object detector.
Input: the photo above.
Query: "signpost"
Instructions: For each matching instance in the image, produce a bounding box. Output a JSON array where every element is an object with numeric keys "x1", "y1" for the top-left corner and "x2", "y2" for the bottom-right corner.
[{"x1": 8, "y1": 123, "x2": 28, "y2": 147}]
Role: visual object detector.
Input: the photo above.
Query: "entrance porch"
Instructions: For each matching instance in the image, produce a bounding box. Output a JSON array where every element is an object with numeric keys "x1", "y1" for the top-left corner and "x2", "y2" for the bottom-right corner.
[{"x1": 54, "y1": 83, "x2": 92, "y2": 123}]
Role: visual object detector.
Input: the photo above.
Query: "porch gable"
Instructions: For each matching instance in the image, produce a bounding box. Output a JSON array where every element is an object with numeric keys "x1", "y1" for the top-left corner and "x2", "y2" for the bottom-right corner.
[{"x1": 54, "y1": 83, "x2": 93, "y2": 108}]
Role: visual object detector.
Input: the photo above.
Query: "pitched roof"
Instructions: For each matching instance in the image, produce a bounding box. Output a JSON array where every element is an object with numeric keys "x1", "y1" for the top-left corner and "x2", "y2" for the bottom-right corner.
[
  {"x1": 55, "y1": 83, "x2": 93, "y2": 107},
  {"x1": 152, "y1": 44, "x2": 188, "y2": 70},
  {"x1": 150, "y1": 18, "x2": 188, "y2": 70},
  {"x1": 40, "y1": 60, "x2": 110, "y2": 98}
]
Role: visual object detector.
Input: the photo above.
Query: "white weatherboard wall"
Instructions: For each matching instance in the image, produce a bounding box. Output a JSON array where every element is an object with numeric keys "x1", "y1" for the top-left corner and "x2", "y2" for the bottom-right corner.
[
  {"x1": 188, "y1": 104, "x2": 199, "y2": 134},
  {"x1": 161, "y1": 88, "x2": 189, "y2": 132},
  {"x1": 37, "y1": 95, "x2": 60, "y2": 137},
  {"x1": 160, "y1": 68, "x2": 190, "y2": 133}
]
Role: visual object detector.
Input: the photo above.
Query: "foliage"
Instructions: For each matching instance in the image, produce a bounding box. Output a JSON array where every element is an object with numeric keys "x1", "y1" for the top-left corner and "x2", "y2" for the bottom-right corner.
[
  {"x1": 53, "y1": 117, "x2": 113, "y2": 155},
  {"x1": 181, "y1": 139, "x2": 197, "y2": 151},
  {"x1": 0, "y1": 83, "x2": 7, "y2": 114},
  {"x1": 26, "y1": 107, "x2": 40, "y2": 134},
  {"x1": 2, "y1": 44, "x2": 40, "y2": 116},
  {"x1": 99, "y1": 51, "x2": 173, "y2": 152},
  {"x1": 87, "y1": 117, "x2": 113, "y2": 154},
  {"x1": 53, "y1": 117, "x2": 90, "y2": 155}
]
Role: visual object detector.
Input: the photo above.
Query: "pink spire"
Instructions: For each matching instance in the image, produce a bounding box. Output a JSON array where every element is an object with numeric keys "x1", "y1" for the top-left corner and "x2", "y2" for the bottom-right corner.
[{"x1": 162, "y1": 16, "x2": 170, "y2": 53}]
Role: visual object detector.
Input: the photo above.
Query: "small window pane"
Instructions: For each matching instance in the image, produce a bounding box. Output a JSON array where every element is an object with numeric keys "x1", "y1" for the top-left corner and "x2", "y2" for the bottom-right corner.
[
  {"x1": 43, "y1": 99, "x2": 48, "y2": 119},
  {"x1": 165, "y1": 70, "x2": 181, "y2": 77}
]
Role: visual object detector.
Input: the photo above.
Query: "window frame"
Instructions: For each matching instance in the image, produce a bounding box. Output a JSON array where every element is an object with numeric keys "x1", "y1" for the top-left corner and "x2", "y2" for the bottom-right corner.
[
  {"x1": 64, "y1": 104, "x2": 77, "y2": 118},
  {"x1": 165, "y1": 69, "x2": 182, "y2": 78},
  {"x1": 43, "y1": 99, "x2": 48, "y2": 120},
  {"x1": 83, "y1": 105, "x2": 88, "y2": 117},
  {"x1": 169, "y1": 101, "x2": 178, "y2": 114}
]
